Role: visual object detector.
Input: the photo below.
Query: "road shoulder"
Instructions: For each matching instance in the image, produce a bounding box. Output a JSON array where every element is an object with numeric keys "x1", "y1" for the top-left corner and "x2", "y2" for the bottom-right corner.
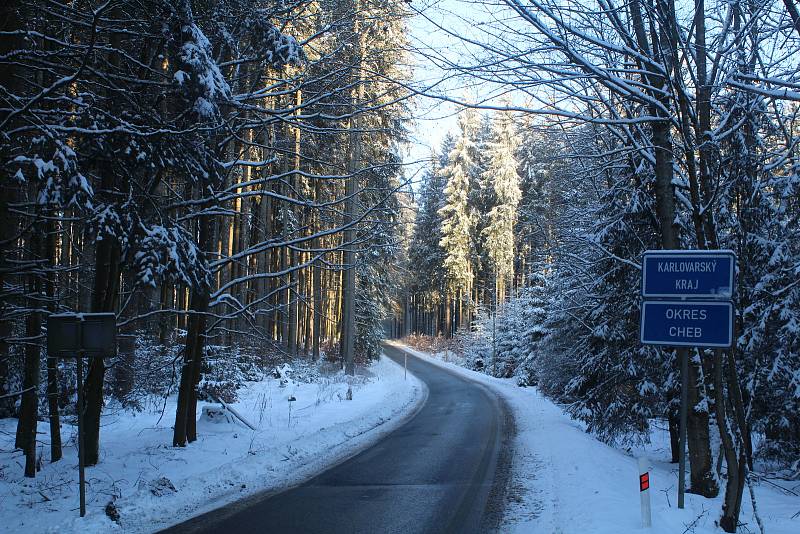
[
  {"x1": 0, "y1": 355, "x2": 426, "y2": 534},
  {"x1": 391, "y1": 341, "x2": 800, "y2": 534}
]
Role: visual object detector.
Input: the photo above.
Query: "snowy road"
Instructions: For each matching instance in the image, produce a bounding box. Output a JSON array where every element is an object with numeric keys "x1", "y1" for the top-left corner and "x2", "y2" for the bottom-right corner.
[{"x1": 162, "y1": 343, "x2": 512, "y2": 533}]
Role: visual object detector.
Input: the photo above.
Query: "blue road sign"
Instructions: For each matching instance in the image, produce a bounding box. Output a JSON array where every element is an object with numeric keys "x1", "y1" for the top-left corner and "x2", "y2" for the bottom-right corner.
[
  {"x1": 640, "y1": 301, "x2": 733, "y2": 348},
  {"x1": 642, "y1": 250, "x2": 735, "y2": 299}
]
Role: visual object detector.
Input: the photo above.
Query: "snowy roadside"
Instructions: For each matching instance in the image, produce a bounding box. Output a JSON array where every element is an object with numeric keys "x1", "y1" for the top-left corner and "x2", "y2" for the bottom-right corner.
[
  {"x1": 0, "y1": 354, "x2": 426, "y2": 533},
  {"x1": 389, "y1": 341, "x2": 799, "y2": 534}
]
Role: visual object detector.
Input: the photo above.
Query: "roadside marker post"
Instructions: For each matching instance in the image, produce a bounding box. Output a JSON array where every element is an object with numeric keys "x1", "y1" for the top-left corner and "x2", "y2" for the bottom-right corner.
[
  {"x1": 638, "y1": 457, "x2": 652, "y2": 528},
  {"x1": 47, "y1": 312, "x2": 117, "y2": 518},
  {"x1": 404, "y1": 352, "x2": 407, "y2": 380},
  {"x1": 639, "y1": 250, "x2": 736, "y2": 511}
]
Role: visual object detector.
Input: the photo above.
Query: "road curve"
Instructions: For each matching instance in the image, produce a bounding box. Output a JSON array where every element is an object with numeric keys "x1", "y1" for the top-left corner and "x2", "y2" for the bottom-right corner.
[{"x1": 162, "y1": 343, "x2": 511, "y2": 534}]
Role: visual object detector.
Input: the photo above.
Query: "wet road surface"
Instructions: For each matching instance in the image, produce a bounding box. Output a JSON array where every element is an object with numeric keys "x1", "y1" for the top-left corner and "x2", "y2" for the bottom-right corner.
[{"x1": 162, "y1": 343, "x2": 510, "y2": 534}]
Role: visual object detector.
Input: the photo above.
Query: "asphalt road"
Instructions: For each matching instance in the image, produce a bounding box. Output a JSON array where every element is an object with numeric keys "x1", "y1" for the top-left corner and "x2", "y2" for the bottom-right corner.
[{"x1": 162, "y1": 343, "x2": 512, "y2": 534}]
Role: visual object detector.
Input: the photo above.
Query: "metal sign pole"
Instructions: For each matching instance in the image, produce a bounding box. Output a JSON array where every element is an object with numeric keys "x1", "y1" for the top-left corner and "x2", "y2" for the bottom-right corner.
[
  {"x1": 639, "y1": 250, "x2": 738, "y2": 512},
  {"x1": 76, "y1": 315, "x2": 86, "y2": 518},
  {"x1": 492, "y1": 288, "x2": 497, "y2": 376},
  {"x1": 678, "y1": 347, "x2": 688, "y2": 509},
  {"x1": 76, "y1": 349, "x2": 86, "y2": 517},
  {"x1": 47, "y1": 312, "x2": 116, "y2": 518}
]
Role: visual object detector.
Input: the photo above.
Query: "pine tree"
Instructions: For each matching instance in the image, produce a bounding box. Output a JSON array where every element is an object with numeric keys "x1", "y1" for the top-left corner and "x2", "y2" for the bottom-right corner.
[
  {"x1": 407, "y1": 163, "x2": 447, "y2": 333},
  {"x1": 481, "y1": 109, "x2": 521, "y2": 302},
  {"x1": 439, "y1": 109, "x2": 480, "y2": 333}
]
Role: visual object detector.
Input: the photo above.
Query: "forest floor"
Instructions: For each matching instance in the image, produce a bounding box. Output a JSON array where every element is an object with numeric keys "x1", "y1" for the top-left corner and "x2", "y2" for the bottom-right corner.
[
  {"x1": 391, "y1": 341, "x2": 800, "y2": 534},
  {"x1": 0, "y1": 355, "x2": 425, "y2": 533}
]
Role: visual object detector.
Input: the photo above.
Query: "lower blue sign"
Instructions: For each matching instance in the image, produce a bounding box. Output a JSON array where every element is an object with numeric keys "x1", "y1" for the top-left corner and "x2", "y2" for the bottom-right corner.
[{"x1": 640, "y1": 301, "x2": 733, "y2": 348}]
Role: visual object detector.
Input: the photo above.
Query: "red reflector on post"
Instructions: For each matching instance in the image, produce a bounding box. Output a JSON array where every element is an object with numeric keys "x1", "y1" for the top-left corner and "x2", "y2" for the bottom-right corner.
[{"x1": 639, "y1": 472, "x2": 650, "y2": 492}]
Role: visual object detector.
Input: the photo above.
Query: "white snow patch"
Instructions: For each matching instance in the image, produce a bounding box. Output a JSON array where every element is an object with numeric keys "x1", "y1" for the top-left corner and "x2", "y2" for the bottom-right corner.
[
  {"x1": 390, "y1": 341, "x2": 800, "y2": 534},
  {"x1": 0, "y1": 355, "x2": 425, "y2": 533}
]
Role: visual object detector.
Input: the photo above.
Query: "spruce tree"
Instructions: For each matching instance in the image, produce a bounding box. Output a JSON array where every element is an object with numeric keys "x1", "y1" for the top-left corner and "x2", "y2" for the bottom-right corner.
[
  {"x1": 439, "y1": 109, "x2": 480, "y2": 333},
  {"x1": 481, "y1": 110, "x2": 521, "y2": 302}
]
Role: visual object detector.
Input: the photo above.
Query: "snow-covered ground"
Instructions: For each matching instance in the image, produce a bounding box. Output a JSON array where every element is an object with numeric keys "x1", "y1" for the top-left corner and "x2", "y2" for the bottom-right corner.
[
  {"x1": 0, "y1": 355, "x2": 425, "y2": 533},
  {"x1": 390, "y1": 341, "x2": 800, "y2": 534}
]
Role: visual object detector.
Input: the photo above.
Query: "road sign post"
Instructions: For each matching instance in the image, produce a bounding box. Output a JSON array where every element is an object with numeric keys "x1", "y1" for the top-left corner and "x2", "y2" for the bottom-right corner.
[
  {"x1": 678, "y1": 347, "x2": 688, "y2": 510},
  {"x1": 76, "y1": 346, "x2": 85, "y2": 517},
  {"x1": 47, "y1": 313, "x2": 116, "y2": 518},
  {"x1": 639, "y1": 250, "x2": 735, "y2": 511},
  {"x1": 639, "y1": 457, "x2": 652, "y2": 528}
]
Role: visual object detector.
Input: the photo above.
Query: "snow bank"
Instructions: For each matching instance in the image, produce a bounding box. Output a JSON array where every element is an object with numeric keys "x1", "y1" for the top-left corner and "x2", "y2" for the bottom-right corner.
[
  {"x1": 0, "y1": 355, "x2": 425, "y2": 533},
  {"x1": 390, "y1": 342, "x2": 799, "y2": 534}
]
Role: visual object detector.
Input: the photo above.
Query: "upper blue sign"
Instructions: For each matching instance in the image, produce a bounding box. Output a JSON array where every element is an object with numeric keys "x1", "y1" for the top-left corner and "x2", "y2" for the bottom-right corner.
[{"x1": 642, "y1": 250, "x2": 735, "y2": 299}]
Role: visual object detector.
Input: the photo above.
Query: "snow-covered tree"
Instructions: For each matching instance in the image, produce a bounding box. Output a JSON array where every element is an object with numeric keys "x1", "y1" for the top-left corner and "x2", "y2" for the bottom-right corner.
[
  {"x1": 407, "y1": 156, "x2": 448, "y2": 334},
  {"x1": 0, "y1": 0, "x2": 413, "y2": 474},
  {"x1": 481, "y1": 109, "x2": 522, "y2": 302},
  {"x1": 439, "y1": 109, "x2": 481, "y2": 333}
]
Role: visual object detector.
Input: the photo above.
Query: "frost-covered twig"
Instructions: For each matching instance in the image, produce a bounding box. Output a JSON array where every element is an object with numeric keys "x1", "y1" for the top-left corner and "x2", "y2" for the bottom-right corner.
[
  {"x1": 0, "y1": 387, "x2": 35, "y2": 400},
  {"x1": 746, "y1": 474, "x2": 766, "y2": 534},
  {"x1": 682, "y1": 506, "x2": 707, "y2": 534}
]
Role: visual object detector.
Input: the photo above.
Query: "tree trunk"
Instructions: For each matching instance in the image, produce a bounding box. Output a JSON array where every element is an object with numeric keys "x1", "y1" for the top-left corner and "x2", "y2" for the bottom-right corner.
[
  {"x1": 444, "y1": 293, "x2": 451, "y2": 338},
  {"x1": 173, "y1": 287, "x2": 209, "y2": 447},
  {"x1": 0, "y1": 0, "x2": 21, "y2": 420},
  {"x1": 264, "y1": 187, "x2": 275, "y2": 340},
  {"x1": 186, "y1": 291, "x2": 210, "y2": 444},
  {"x1": 0, "y1": 317, "x2": 10, "y2": 418},
  {"x1": 457, "y1": 289, "x2": 463, "y2": 331},
  {"x1": 173, "y1": 285, "x2": 211, "y2": 445},
  {"x1": 0, "y1": 194, "x2": 14, "y2": 416},
  {"x1": 158, "y1": 282, "x2": 171, "y2": 344},
  {"x1": 650, "y1": 121, "x2": 678, "y2": 250},
  {"x1": 341, "y1": 5, "x2": 364, "y2": 375},
  {"x1": 341, "y1": 218, "x2": 355, "y2": 372},
  {"x1": 18, "y1": 229, "x2": 43, "y2": 476},
  {"x1": 686, "y1": 353, "x2": 718, "y2": 496},
  {"x1": 312, "y1": 184, "x2": 323, "y2": 360},
  {"x1": 20, "y1": 310, "x2": 41, "y2": 477},
  {"x1": 174, "y1": 210, "x2": 211, "y2": 446},
  {"x1": 290, "y1": 89, "x2": 304, "y2": 355},
  {"x1": 713, "y1": 349, "x2": 745, "y2": 532},
  {"x1": 82, "y1": 10, "x2": 128, "y2": 465},
  {"x1": 84, "y1": 216, "x2": 122, "y2": 466},
  {"x1": 668, "y1": 401, "x2": 680, "y2": 463},
  {"x1": 784, "y1": 0, "x2": 800, "y2": 37},
  {"x1": 45, "y1": 355, "x2": 61, "y2": 463},
  {"x1": 288, "y1": 255, "x2": 298, "y2": 354},
  {"x1": 333, "y1": 263, "x2": 342, "y2": 343},
  {"x1": 630, "y1": 0, "x2": 717, "y2": 497},
  {"x1": 45, "y1": 219, "x2": 61, "y2": 462},
  {"x1": 303, "y1": 260, "x2": 313, "y2": 354}
]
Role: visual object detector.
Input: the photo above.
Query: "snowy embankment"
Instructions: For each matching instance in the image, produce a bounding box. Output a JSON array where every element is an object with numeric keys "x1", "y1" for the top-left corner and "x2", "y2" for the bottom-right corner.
[
  {"x1": 0, "y1": 355, "x2": 425, "y2": 533},
  {"x1": 390, "y1": 341, "x2": 799, "y2": 534}
]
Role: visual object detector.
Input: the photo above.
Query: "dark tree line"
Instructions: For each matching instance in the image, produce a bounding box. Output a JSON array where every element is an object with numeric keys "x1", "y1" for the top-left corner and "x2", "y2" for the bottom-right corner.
[{"x1": 1, "y1": 0, "x2": 411, "y2": 476}]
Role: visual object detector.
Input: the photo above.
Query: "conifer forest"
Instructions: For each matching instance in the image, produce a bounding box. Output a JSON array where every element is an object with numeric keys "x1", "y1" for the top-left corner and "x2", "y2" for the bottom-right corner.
[{"x1": 2, "y1": 0, "x2": 800, "y2": 532}]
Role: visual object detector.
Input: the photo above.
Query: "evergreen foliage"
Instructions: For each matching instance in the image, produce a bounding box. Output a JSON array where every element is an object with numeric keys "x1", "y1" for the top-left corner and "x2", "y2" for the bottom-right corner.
[
  {"x1": 0, "y1": 0, "x2": 413, "y2": 471},
  {"x1": 439, "y1": 109, "x2": 480, "y2": 294}
]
